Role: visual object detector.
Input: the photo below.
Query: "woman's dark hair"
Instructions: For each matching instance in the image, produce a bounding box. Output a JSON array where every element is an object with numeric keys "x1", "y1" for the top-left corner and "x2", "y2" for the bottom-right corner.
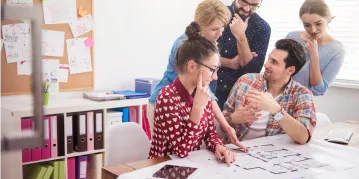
[
  {"x1": 275, "y1": 39, "x2": 306, "y2": 77},
  {"x1": 175, "y1": 21, "x2": 219, "y2": 73}
]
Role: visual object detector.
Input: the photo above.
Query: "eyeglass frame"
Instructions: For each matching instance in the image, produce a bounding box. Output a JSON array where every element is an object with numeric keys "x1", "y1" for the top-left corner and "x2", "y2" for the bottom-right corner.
[
  {"x1": 236, "y1": 0, "x2": 261, "y2": 10},
  {"x1": 194, "y1": 60, "x2": 219, "y2": 77}
]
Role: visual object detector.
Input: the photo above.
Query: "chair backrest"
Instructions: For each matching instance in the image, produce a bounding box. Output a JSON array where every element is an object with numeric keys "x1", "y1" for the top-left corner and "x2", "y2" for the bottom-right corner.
[
  {"x1": 104, "y1": 122, "x2": 151, "y2": 166},
  {"x1": 316, "y1": 112, "x2": 332, "y2": 127}
]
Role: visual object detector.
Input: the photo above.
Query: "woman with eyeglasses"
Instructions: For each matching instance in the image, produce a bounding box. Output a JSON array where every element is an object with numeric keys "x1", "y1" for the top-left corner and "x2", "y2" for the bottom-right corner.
[
  {"x1": 286, "y1": 0, "x2": 345, "y2": 96},
  {"x1": 148, "y1": 22, "x2": 236, "y2": 166},
  {"x1": 147, "y1": 0, "x2": 247, "y2": 151}
]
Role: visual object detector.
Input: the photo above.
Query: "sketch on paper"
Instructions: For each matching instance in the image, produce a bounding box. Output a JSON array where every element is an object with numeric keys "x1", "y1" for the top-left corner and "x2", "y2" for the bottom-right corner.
[
  {"x1": 43, "y1": 59, "x2": 60, "y2": 93},
  {"x1": 42, "y1": 0, "x2": 77, "y2": 24},
  {"x1": 67, "y1": 38, "x2": 92, "y2": 74},
  {"x1": 42, "y1": 30, "x2": 65, "y2": 57},
  {"x1": 2, "y1": 23, "x2": 32, "y2": 63},
  {"x1": 17, "y1": 60, "x2": 32, "y2": 76},
  {"x1": 69, "y1": 14, "x2": 94, "y2": 38}
]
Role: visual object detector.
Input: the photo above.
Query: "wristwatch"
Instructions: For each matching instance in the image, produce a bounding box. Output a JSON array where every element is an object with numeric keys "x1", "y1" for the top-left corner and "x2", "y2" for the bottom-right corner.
[{"x1": 273, "y1": 108, "x2": 285, "y2": 121}]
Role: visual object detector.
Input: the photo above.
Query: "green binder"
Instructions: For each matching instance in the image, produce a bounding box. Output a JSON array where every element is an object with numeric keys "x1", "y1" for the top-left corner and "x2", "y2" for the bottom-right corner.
[
  {"x1": 41, "y1": 165, "x2": 54, "y2": 179},
  {"x1": 59, "y1": 161, "x2": 65, "y2": 179},
  {"x1": 47, "y1": 161, "x2": 59, "y2": 179},
  {"x1": 26, "y1": 164, "x2": 47, "y2": 179}
]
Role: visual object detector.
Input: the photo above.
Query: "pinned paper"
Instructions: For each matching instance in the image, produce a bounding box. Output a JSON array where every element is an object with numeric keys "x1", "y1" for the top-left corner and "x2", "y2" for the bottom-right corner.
[
  {"x1": 69, "y1": 14, "x2": 94, "y2": 38},
  {"x1": 42, "y1": 30, "x2": 65, "y2": 57},
  {"x1": 1, "y1": 39, "x2": 3, "y2": 51},
  {"x1": 67, "y1": 38, "x2": 92, "y2": 74},
  {"x1": 43, "y1": 0, "x2": 77, "y2": 24},
  {"x1": 78, "y1": 6, "x2": 88, "y2": 17},
  {"x1": 17, "y1": 60, "x2": 32, "y2": 75},
  {"x1": 59, "y1": 64, "x2": 69, "y2": 82},
  {"x1": 43, "y1": 59, "x2": 60, "y2": 93},
  {"x1": 84, "y1": 37, "x2": 94, "y2": 48},
  {"x1": 2, "y1": 23, "x2": 32, "y2": 63},
  {"x1": 6, "y1": 0, "x2": 33, "y2": 6}
]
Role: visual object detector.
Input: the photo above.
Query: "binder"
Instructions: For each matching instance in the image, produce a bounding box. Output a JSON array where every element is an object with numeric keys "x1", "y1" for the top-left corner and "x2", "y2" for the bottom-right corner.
[
  {"x1": 66, "y1": 114, "x2": 74, "y2": 154},
  {"x1": 76, "y1": 156, "x2": 88, "y2": 179},
  {"x1": 94, "y1": 111, "x2": 104, "y2": 150},
  {"x1": 21, "y1": 118, "x2": 32, "y2": 163},
  {"x1": 87, "y1": 111, "x2": 95, "y2": 151},
  {"x1": 26, "y1": 164, "x2": 47, "y2": 179},
  {"x1": 73, "y1": 113, "x2": 87, "y2": 152},
  {"x1": 111, "y1": 90, "x2": 150, "y2": 99},
  {"x1": 50, "y1": 116, "x2": 58, "y2": 158},
  {"x1": 42, "y1": 117, "x2": 51, "y2": 159},
  {"x1": 57, "y1": 115, "x2": 65, "y2": 156},
  {"x1": 59, "y1": 161, "x2": 65, "y2": 179},
  {"x1": 67, "y1": 157, "x2": 76, "y2": 179},
  {"x1": 31, "y1": 119, "x2": 42, "y2": 161},
  {"x1": 122, "y1": 108, "x2": 129, "y2": 123},
  {"x1": 47, "y1": 161, "x2": 59, "y2": 179},
  {"x1": 41, "y1": 164, "x2": 54, "y2": 179},
  {"x1": 129, "y1": 106, "x2": 138, "y2": 123},
  {"x1": 88, "y1": 153, "x2": 103, "y2": 179}
]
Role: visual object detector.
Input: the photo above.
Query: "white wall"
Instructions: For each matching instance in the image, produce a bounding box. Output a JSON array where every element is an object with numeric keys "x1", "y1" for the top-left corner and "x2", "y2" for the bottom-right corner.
[{"x1": 1, "y1": 0, "x2": 358, "y2": 123}]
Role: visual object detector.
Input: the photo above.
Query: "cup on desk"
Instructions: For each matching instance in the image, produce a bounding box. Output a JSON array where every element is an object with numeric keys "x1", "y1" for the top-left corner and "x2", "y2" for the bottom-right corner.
[{"x1": 44, "y1": 93, "x2": 49, "y2": 105}]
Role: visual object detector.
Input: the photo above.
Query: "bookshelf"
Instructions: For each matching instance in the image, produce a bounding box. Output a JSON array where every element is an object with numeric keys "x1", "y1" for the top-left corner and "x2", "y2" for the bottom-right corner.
[{"x1": 1, "y1": 97, "x2": 148, "y2": 179}]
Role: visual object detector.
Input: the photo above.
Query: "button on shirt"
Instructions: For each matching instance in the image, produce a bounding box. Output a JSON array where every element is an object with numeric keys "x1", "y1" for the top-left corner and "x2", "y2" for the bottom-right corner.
[
  {"x1": 216, "y1": 6, "x2": 271, "y2": 110},
  {"x1": 222, "y1": 73, "x2": 317, "y2": 143},
  {"x1": 149, "y1": 78, "x2": 223, "y2": 159}
]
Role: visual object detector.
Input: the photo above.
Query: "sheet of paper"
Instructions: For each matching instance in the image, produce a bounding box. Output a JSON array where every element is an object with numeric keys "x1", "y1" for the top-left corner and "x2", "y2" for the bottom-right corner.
[
  {"x1": 58, "y1": 64, "x2": 69, "y2": 82},
  {"x1": 69, "y1": 14, "x2": 94, "y2": 38},
  {"x1": 6, "y1": 0, "x2": 33, "y2": 6},
  {"x1": 2, "y1": 23, "x2": 32, "y2": 63},
  {"x1": 42, "y1": 30, "x2": 65, "y2": 57},
  {"x1": 17, "y1": 60, "x2": 32, "y2": 75},
  {"x1": 67, "y1": 38, "x2": 92, "y2": 74},
  {"x1": 1, "y1": 39, "x2": 3, "y2": 51},
  {"x1": 118, "y1": 135, "x2": 359, "y2": 179},
  {"x1": 43, "y1": 59, "x2": 59, "y2": 93},
  {"x1": 42, "y1": 0, "x2": 77, "y2": 24}
]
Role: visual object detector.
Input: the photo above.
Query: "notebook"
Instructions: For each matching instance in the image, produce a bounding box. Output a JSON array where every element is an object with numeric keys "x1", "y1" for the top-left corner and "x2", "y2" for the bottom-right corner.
[{"x1": 111, "y1": 90, "x2": 150, "y2": 99}]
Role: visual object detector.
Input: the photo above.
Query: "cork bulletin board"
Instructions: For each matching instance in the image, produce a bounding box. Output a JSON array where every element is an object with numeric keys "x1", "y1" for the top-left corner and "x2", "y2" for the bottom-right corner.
[{"x1": 1, "y1": 0, "x2": 94, "y2": 95}]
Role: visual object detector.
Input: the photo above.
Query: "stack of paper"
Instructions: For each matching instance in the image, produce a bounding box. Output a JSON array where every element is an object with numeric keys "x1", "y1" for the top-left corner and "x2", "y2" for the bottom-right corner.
[{"x1": 83, "y1": 92, "x2": 126, "y2": 101}]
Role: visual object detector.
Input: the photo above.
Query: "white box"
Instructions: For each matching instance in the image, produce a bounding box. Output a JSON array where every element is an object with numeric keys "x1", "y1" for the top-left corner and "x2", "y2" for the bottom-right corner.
[{"x1": 107, "y1": 111, "x2": 122, "y2": 126}]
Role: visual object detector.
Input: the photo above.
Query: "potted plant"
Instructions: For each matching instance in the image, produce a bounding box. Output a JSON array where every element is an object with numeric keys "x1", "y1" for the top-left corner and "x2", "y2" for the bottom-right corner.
[{"x1": 43, "y1": 80, "x2": 50, "y2": 105}]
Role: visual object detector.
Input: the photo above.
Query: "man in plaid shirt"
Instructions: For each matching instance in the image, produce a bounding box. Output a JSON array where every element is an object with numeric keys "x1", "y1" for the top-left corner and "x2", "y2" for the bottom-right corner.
[{"x1": 223, "y1": 39, "x2": 317, "y2": 145}]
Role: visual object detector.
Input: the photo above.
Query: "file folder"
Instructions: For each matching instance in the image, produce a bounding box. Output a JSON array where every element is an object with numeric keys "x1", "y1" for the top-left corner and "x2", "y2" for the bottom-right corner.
[
  {"x1": 21, "y1": 118, "x2": 32, "y2": 163},
  {"x1": 66, "y1": 114, "x2": 74, "y2": 154},
  {"x1": 42, "y1": 117, "x2": 51, "y2": 159},
  {"x1": 31, "y1": 119, "x2": 42, "y2": 161},
  {"x1": 122, "y1": 107, "x2": 129, "y2": 123},
  {"x1": 67, "y1": 157, "x2": 76, "y2": 179},
  {"x1": 74, "y1": 113, "x2": 87, "y2": 152},
  {"x1": 129, "y1": 106, "x2": 138, "y2": 123},
  {"x1": 50, "y1": 116, "x2": 58, "y2": 158},
  {"x1": 94, "y1": 111, "x2": 104, "y2": 150},
  {"x1": 76, "y1": 156, "x2": 88, "y2": 179},
  {"x1": 87, "y1": 111, "x2": 95, "y2": 151},
  {"x1": 57, "y1": 115, "x2": 65, "y2": 156}
]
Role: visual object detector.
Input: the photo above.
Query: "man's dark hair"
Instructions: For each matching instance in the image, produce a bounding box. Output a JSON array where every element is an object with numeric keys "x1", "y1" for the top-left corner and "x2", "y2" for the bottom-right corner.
[{"x1": 275, "y1": 39, "x2": 306, "y2": 76}]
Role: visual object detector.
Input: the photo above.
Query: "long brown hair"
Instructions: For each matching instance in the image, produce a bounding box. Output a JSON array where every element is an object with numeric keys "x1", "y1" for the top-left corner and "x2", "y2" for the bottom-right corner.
[{"x1": 300, "y1": 0, "x2": 333, "y2": 23}]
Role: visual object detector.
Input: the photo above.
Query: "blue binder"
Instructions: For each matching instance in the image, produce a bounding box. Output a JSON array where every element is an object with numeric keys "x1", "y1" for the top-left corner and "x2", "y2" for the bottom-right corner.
[{"x1": 111, "y1": 90, "x2": 150, "y2": 99}]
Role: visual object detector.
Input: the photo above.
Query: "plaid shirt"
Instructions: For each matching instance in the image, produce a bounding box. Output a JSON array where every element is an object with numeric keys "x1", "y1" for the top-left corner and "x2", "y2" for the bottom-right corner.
[{"x1": 223, "y1": 73, "x2": 317, "y2": 143}]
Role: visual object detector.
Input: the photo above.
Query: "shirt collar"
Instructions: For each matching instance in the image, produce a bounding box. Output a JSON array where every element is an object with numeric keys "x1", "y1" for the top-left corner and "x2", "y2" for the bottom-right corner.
[
  {"x1": 173, "y1": 77, "x2": 194, "y2": 103},
  {"x1": 263, "y1": 77, "x2": 294, "y2": 96}
]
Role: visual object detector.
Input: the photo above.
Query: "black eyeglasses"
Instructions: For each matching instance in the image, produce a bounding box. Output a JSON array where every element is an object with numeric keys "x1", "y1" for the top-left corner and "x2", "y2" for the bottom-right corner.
[
  {"x1": 237, "y1": 0, "x2": 261, "y2": 10},
  {"x1": 195, "y1": 61, "x2": 219, "y2": 77}
]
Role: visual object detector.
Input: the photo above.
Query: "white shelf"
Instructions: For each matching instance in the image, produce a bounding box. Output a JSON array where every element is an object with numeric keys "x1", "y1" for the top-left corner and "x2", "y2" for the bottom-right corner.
[
  {"x1": 23, "y1": 156, "x2": 65, "y2": 165},
  {"x1": 66, "y1": 149, "x2": 105, "y2": 158}
]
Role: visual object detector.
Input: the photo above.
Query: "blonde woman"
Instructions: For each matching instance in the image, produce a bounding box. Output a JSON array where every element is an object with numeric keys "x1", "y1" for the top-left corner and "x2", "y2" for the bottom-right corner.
[{"x1": 148, "y1": 0, "x2": 247, "y2": 150}]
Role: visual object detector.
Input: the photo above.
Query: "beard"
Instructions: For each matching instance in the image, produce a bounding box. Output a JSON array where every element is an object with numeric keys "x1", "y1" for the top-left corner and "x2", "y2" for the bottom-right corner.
[{"x1": 232, "y1": 2, "x2": 252, "y2": 21}]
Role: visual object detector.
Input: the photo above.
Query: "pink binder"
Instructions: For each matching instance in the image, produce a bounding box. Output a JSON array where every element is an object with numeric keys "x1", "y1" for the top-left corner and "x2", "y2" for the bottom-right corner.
[
  {"x1": 41, "y1": 117, "x2": 51, "y2": 159},
  {"x1": 129, "y1": 106, "x2": 138, "y2": 123},
  {"x1": 21, "y1": 118, "x2": 32, "y2": 163},
  {"x1": 31, "y1": 119, "x2": 42, "y2": 161},
  {"x1": 50, "y1": 116, "x2": 58, "y2": 158},
  {"x1": 67, "y1": 157, "x2": 76, "y2": 179},
  {"x1": 87, "y1": 111, "x2": 94, "y2": 151}
]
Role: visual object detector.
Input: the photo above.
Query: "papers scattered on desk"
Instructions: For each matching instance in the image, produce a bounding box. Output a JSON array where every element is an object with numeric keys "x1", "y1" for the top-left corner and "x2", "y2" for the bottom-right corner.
[{"x1": 83, "y1": 92, "x2": 126, "y2": 102}]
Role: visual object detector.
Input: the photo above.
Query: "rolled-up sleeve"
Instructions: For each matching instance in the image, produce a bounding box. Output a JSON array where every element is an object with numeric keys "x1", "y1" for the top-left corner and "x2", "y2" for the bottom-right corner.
[{"x1": 293, "y1": 92, "x2": 317, "y2": 142}]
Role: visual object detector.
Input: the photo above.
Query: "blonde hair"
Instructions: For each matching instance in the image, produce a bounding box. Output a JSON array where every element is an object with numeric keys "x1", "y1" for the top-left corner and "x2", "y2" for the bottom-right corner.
[
  {"x1": 300, "y1": 0, "x2": 333, "y2": 23},
  {"x1": 194, "y1": 0, "x2": 231, "y2": 27}
]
